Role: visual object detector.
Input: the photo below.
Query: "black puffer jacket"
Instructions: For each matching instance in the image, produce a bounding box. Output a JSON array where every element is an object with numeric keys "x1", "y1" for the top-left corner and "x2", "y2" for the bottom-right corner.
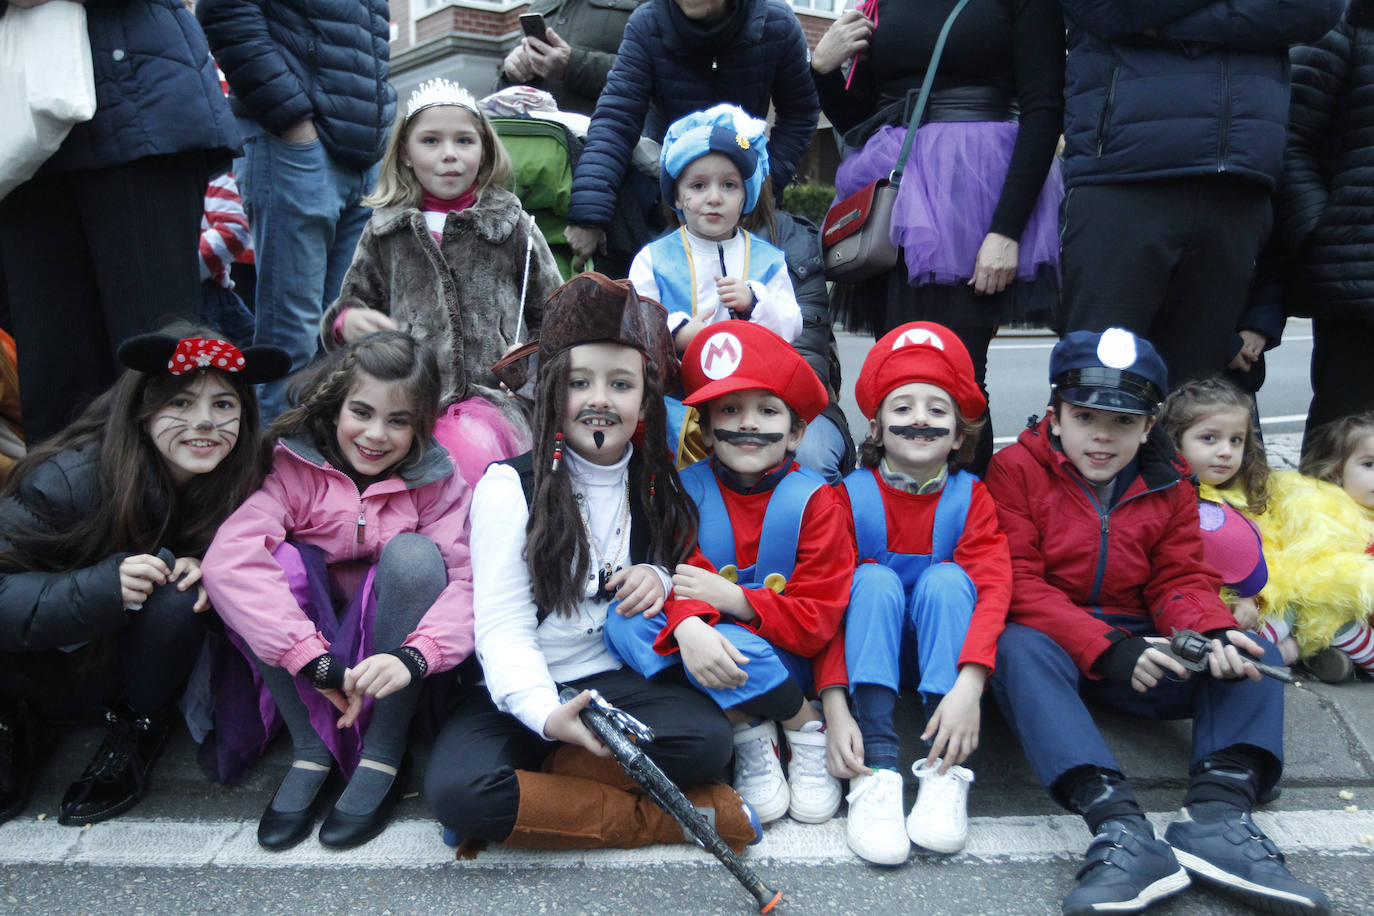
[
  {"x1": 567, "y1": 0, "x2": 818, "y2": 228},
  {"x1": 197, "y1": 0, "x2": 396, "y2": 170},
  {"x1": 1276, "y1": 0, "x2": 1374, "y2": 320},
  {"x1": 0, "y1": 448, "x2": 162, "y2": 652}
]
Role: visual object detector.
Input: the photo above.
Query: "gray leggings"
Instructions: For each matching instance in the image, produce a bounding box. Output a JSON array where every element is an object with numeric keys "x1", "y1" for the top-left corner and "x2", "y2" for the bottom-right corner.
[{"x1": 253, "y1": 533, "x2": 448, "y2": 767}]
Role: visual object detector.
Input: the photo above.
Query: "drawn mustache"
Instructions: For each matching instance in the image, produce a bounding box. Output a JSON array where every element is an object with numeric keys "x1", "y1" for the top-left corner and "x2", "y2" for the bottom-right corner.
[
  {"x1": 712, "y1": 428, "x2": 785, "y2": 447},
  {"x1": 888, "y1": 425, "x2": 950, "y2": 440},
  {"x1": 575, "y1": 409, "x2": 620, "y2": 450}
]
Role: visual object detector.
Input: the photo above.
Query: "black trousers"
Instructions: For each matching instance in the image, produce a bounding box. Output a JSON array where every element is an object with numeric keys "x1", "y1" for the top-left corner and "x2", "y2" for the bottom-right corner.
[
  {"x1": 0, "y1": 152, "x2": 207, "y2": 444},
  {"x1": 1059, "y1": 176, "x2": 1273, "y2": 389},
  {"x1": 0, "y1": 579, "x2": 204, "y2": 721},
  {"x1": 1304, "y1": 313, "x2": 1374, "y2": 453},
  {"x1": 423, "y1": 667, "x2": 734, "y2": 842}
]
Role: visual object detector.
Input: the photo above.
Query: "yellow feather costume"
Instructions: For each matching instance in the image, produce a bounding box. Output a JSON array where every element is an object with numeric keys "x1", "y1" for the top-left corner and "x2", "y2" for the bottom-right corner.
[{"x1": 1235, "y1": 471, "x2": 1374, "y2": 656}]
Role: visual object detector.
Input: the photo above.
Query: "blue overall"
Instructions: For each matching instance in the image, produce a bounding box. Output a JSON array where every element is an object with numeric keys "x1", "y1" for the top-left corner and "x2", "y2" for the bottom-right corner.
[
  {"x1": 604, "y1": 460, "x2": 822, "y2": 709},
  {"x1": 990, "y1": 620, "x2": 1286, "y2": 802},
  {"x1": 844, "y1": 468, "x2": 975, "y2": 703}
]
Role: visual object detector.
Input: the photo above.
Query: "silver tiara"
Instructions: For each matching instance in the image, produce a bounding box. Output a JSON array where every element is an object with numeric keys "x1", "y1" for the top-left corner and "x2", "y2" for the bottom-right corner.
[{"x1": 405, "y1": 78, "x2": 480, "y2": 122}]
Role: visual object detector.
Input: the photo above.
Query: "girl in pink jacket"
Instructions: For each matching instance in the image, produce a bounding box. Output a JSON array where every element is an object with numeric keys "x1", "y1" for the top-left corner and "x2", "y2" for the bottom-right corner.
[{"x1": 204, "y1": 331, "x2": 474, "y2": 852}]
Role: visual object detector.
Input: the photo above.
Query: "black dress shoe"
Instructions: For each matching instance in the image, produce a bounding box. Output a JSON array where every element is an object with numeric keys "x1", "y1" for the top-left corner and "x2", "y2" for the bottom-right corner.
[
  {"x1": 58, "y1": 707, "x2": 170, "y2": 826},
  {"x1": 1, "y1": 705, "x2": 54, "y2": 826},
  {"x1": 318, "y1": 757, "x2": 410, "y2": 849},
  {"x1": 257, "y1": 774, "x2": 333, "y2": 851}
]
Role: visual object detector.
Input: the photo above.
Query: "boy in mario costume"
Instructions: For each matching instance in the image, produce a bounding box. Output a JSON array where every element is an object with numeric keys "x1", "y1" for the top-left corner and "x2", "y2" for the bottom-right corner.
[
  {"x1": 985, "y1": 328, "x2": 1328, "y2": 916},
  {"x1": 605, "y1": 320, "x2": 857, "y2": 829},
  {"x1": 839, "y1": 321, "x2": 1011, "y2": 866}
]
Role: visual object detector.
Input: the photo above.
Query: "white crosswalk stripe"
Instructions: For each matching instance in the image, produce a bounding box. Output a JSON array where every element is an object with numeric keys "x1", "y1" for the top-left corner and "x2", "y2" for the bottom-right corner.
[{"x1": 2, "y1": 810, "x2": 1371, "y2": 870}]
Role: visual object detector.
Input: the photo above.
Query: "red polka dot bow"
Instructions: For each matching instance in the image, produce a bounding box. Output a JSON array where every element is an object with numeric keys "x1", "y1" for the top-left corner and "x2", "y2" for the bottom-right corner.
[{"x1": 166, "y1": 338, "x2": 247, "y2": 375}]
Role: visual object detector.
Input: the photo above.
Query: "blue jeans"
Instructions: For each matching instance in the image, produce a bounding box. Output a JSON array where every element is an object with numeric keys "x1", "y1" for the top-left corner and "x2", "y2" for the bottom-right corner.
[
  {"x1": 991, "y1": 621, "x2": 1284, "y2": 804},
  {"x1": 794, "y1": 413, "x2": 849, "y2": 484},
  {"x1": 234, "y1": 118, "x2": 377, "y2": 422}
]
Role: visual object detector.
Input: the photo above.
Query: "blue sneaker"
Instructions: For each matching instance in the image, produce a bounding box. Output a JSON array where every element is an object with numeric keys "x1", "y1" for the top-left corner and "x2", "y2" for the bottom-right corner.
[
  {"x1": 441, "y1": 825, "x2": 461, "y2": 847},
  {"x1": 1062, "y1": 820, "x2": 1190, "y2": 915},
  {"x1": 1165, "y1": 806, "x2": 1332, "y2": 915}
]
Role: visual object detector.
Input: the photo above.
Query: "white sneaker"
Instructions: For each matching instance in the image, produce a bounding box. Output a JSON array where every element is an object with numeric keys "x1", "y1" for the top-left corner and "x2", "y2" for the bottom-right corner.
[
  {"x1": 731, "y1": 721, "x2": 789, "y2": 824},
  {"x1": 783, "y1": 720, "x2": 841, "y2": 823},
  {"x1": 845, "y1": 769, "x2": 911, "y2": 865},
  {"x1": 906, "y1": 758, "x2": 973, "y2": 853}
]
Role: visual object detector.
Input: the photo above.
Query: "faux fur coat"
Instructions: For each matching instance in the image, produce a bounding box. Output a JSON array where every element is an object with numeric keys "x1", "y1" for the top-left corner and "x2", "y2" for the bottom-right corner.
[{"x1": 322, "y1": 187, "x2": 561, "y2": 432}]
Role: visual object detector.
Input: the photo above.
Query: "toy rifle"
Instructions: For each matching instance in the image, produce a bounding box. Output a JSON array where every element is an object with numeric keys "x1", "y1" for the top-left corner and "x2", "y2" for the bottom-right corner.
[
  {"x1": 559, "y1": 686, "x2": 783, "y2": 913},
  {"x1": 1167, "y1": 629, "x2": 1295, "y2": 683}
]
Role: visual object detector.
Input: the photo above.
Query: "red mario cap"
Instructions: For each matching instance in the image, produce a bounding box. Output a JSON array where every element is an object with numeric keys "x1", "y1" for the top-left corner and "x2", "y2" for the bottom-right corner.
[
  {"x1": 681, "y1": 321, "x2": 828, "y2": 422},
  {"x1": 854, "y1": 321, "x2": 986, "y2": 421}
]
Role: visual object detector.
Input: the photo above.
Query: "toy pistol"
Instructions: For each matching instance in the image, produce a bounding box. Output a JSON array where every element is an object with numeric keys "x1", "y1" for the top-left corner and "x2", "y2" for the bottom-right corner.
[
  {"x1": 560, "y1": 687, "x2": 782, "y2": 913},
  {"x1": 1168, "y1": 629, "x2": 1295, "y2": 684}
]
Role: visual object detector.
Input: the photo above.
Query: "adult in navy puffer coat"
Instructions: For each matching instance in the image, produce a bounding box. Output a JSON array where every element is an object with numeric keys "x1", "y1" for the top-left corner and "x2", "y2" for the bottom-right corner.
[
  {"x1": 1056, "y1": 0, "x2": 1344, "y2": 393},
  {"x1": 565, "y1": 0, "x2": 818, "y2": 275},
  {"x1": 1270, "y1": 0, "x2": 1374, "y2": 447},
  {"x1": 197, "y1": 0, "x2": 396, "y2": 423},
  {"x1": 0, "y1": 0, "x2": 239, "y2": 446}
]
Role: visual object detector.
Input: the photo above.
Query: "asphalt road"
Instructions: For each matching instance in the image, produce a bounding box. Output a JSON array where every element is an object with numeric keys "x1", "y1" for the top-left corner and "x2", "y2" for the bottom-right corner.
[{"x1": 833, "y1": 320, "x2": 1316, "y2": 447}]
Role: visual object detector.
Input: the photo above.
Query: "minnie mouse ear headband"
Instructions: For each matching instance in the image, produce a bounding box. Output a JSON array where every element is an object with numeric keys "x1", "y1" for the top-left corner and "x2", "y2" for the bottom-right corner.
[
  {"x1": 659, "y1": 104, "x2": 771, "y2": 216},
  {"x1": 855, "y1": 321, "x2": 986, "y2": 421},
  {"x1": 491, "y1": 272, "x2": 680, "y2": 393},
  {"x1": 117, "y1": 334, "x2": 292, "y2": 384}
]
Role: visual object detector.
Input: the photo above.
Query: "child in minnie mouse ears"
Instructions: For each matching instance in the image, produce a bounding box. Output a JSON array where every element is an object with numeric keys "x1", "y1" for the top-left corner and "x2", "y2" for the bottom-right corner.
[
  {"x1": 0, "y1": 326, "x2": 287, "y2": 830},
  {"x1": 604, "y1": 320, "x2": 859, "y2": 830},
  {"x1": 839, "y1": 321, "x2": 1011, "y2": 865}
]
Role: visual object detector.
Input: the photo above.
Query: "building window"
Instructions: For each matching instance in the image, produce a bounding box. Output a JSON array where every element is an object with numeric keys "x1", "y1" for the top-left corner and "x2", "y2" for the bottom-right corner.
[{"x1": 789, "y1": 0, "x2": 838, "y2": 12}]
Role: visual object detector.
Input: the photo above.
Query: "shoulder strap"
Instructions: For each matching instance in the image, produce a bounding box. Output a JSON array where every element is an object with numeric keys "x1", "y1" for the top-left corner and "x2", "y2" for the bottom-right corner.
[
  {"x1": 843, "y1": 466, "x2": 888, "y2": 562},
  {"x1": 931, "y1": 469, "x2": 973, "y2": 563},
  {"x1": 891, "y1": 0, "x2": 972, "y2": 188},
  {"x1": 680, "y1": 459, "x2": 737, "y2": 570},
  {"x1": 754, "y1": 467, "x2": 826, "y2": 583}
]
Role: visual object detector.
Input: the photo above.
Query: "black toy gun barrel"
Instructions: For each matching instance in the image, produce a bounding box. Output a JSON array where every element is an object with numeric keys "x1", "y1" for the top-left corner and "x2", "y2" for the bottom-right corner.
[
  {"x1": 1168, "y1": 629, "x2": 1295, "y2": 683},
  {"x1": 559, "y1": 686, "x2": 783, "y2": 913}
]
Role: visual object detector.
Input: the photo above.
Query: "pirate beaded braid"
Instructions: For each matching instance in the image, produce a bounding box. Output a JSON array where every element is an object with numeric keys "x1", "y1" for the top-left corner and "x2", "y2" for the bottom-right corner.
[
  {"x1": 633, "y1": 365, "x2": 698, "y2": 568},
  {"x1": 526, "y1": 348, "x2": 590, "y2": 616}
]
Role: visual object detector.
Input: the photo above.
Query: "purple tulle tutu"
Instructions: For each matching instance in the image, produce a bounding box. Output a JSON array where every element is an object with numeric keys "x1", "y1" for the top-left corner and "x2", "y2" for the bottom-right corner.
[{"x1": 834, "y1": 121, "x2": 1062, "y2": 288}]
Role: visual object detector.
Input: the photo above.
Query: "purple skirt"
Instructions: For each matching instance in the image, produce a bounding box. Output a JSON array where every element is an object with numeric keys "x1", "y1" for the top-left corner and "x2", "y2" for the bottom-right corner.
[
  {"x1": 834, "y1": 121, "x2": 1062, "y2": 288},
  {"x1": 203, "y1": 542, "x2": 454, "y2": 782}
]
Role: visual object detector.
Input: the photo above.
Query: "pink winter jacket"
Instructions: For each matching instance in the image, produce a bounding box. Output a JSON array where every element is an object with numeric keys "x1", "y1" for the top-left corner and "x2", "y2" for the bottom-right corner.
[{"x1": 203, "y1": 438, "x2": 474, "y2": 676}]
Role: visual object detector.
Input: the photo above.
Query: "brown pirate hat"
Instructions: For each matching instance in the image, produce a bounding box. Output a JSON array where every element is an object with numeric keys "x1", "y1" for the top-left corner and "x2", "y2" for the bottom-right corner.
[{"x1": 493, "y1": 272, "x2": 679, "y2": 393}]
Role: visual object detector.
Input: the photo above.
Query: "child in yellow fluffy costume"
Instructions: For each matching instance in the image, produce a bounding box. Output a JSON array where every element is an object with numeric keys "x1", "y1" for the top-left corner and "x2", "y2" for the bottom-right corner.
[{"x1": 1289, "y1": 413, "x2": 1374, "y2": 679}]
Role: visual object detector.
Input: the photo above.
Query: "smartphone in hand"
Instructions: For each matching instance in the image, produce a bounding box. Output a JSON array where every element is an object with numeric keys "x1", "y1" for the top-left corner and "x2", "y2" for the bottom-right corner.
[{"x1": 519, "y1": 12, "x2": 549, "y2": 41}]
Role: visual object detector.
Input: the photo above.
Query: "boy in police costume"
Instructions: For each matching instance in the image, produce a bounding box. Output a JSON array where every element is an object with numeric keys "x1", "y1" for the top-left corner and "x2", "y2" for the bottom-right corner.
[{"x1": 984, "y1": 328, "x2": 1329, "y2": 915}]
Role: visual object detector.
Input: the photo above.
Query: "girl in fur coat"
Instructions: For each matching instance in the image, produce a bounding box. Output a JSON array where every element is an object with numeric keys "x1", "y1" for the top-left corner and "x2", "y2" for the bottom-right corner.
[{"x1": 321, "y1": 79, "x2": 562, "y2": 489}]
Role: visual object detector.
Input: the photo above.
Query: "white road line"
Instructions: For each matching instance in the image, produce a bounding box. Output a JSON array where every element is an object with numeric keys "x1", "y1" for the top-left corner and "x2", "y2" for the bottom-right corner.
[{"x1": 1, "y1": 810, "x2": 1370, "y2": 870}]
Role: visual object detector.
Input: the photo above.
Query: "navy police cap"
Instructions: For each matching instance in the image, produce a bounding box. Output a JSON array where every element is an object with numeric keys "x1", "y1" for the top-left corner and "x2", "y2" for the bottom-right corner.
[{"x1": 1049, "y1": 328, "x2": 1168, "y2": 415}]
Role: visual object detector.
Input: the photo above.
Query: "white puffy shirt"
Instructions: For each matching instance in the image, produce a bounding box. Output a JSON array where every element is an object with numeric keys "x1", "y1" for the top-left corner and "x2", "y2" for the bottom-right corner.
[{"x1": 470, "y1": 444, "x2": 670, "y2": 737}]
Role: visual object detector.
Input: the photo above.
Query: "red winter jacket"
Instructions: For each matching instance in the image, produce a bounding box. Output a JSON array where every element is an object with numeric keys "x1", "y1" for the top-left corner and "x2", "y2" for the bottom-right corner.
[{"x1": 983, "y1": 417, "x2": 1234, "y2": 676}]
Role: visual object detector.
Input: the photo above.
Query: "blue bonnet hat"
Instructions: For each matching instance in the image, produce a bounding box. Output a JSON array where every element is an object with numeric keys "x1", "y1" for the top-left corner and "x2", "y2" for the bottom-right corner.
[
  {"x1": 659, "y1": 104, "x2": 771, "y2": 216},
  {"x1": 1049, "y1": 328, "x2": 1168, "y2": 415}
]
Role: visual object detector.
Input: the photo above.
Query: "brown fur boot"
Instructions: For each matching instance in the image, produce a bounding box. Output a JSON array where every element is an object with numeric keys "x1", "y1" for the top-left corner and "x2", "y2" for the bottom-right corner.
[
  {"x1": 505, "y1": 771, "x2": 756, "y2": 852},
  {"x1": 540, "y1": 744, "x2": 638, "y2": 792}
]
